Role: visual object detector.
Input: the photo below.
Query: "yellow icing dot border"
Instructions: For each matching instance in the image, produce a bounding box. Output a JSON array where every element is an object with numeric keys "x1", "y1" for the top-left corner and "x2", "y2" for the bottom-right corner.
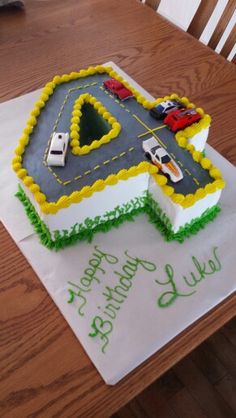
[
  {"x1": 18, "y1": 161, "x2": 158, "y2": 215},
  {"x1": 12, "y1": 64, "x2": 224, "y2": 214},
  {"x1": 70, "y1": 92, "x2": 121, "y2": 155}
]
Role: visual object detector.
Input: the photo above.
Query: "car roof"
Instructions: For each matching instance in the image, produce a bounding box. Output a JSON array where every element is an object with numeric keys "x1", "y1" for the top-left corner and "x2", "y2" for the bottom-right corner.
[
  {"x1": 50, "y1": 136, "x2": 65, "y2": 151},
  {"x1": 105, "y1": 78, "x2": 123, "y2": 88},
  {"x1": 153, "y1": 146, "x2": 168, "y2": 158},
  {"x1": 156, "y1": 148, "x2": 169, "y2": 157},
  {"x1": 158, "y1": 100, "x2": 178, "y2": 108}
]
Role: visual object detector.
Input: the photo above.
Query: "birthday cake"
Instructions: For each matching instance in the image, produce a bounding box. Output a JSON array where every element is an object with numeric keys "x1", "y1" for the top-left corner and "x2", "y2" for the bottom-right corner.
[{"x1": 12, "y1": 64, "x2": 225, "y2": 250}]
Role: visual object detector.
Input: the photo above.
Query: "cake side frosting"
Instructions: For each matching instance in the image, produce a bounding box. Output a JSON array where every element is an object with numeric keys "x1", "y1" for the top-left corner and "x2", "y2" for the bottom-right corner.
[{"x1": 15, "y1": 183, "x2": 221, "y2": 250}]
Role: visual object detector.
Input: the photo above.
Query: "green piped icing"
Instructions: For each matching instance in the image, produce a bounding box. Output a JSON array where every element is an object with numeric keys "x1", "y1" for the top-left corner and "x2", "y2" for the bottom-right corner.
[
  {"x1": 15, "y1": 185, "x2": 146, "y2": 250},
  {"x1": 16, "y1": 185, "x2": 54, "y2": 249},
  {"x1": 15, "y1": 185, "x2": 221, "y2": 250},
  {"x1": 145, "y1": 195, "x2": 220, "y2": 243}
]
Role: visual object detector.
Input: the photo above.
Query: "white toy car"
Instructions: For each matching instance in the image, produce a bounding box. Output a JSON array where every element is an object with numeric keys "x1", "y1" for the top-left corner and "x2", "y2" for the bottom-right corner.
[
  {"x1": 47, "y1": 132, "x2": 69, "y2": 167},
  {"x1": 142, "y1": 137, "x2": 183, "y2": 183}
]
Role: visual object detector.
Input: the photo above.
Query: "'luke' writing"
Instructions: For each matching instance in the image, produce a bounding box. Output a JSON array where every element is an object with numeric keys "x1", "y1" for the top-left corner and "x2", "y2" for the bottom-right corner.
[{"x1": 155, "y1": 246, "x2": 222, "y2": 308}]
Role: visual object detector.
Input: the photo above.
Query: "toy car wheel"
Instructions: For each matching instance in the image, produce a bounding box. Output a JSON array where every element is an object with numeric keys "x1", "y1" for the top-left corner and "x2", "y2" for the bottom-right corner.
[{"x1": 145, "y1": 152, "x2": 152, "y2": 161}]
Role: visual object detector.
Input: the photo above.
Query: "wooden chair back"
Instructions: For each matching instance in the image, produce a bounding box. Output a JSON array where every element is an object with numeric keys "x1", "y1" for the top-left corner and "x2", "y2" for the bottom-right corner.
[{"x1": 142, "y1": 0, "x2": 236, "y2": 62}]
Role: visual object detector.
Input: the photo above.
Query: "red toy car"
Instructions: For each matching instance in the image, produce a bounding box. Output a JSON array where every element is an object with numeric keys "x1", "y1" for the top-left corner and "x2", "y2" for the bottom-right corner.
[
  {"x1": 164, "y1": 108, "x2": 201, "y2": 132},
  {"x1": 103, "y1": 78, "x2": 133, "y2": 101}
]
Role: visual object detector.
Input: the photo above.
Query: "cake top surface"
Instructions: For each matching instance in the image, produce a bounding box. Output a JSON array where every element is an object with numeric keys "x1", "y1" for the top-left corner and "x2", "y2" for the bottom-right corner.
[{"x1": 13, "y1": 65, "x2": 224, "y2": 214}]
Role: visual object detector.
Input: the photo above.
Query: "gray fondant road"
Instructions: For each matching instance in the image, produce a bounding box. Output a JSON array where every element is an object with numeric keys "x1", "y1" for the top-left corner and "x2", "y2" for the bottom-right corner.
[{"x1": 22, "y1": 73, "x2": 213, "y2": 202}]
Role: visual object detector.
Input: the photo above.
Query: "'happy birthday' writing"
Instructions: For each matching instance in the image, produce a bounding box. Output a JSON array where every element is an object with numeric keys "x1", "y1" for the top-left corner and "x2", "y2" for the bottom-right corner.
[
  {"x1": 67, "y1": 245, "x2": 118, "y2": 316},
  {"x1": 89, "y1": 250, "x2": 156, "y2": 352},
  {"x1": 67, "y1": 245, "x2": 222, "y2": 353}
]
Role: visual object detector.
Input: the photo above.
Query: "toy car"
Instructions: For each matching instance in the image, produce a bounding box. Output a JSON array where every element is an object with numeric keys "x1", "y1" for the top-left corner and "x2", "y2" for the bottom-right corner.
[
  {"x1": 142, "y1": 137, "x2": 183, "y2": 183},
  {"x1": 47, "y1": 132, "x2": 69, "y2": 167},
  {"x1": 103, "y1": 78, "x2": 133, "y2": 101},
  {"x1": 164, "y1": 108, "x2": 201, "y2": 132},
  {"x1": 150, "y1": 100, "x2": 183, "y2": 120}
]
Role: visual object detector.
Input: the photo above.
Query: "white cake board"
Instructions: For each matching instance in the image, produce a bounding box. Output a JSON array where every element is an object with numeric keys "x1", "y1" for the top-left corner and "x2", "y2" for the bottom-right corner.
[{"x1": 0, "y1": 63, "x2": 236, "y2": 385}]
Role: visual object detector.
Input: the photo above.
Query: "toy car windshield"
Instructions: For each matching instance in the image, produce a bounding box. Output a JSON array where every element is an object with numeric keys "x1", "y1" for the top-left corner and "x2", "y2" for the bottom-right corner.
[
  {"x1": 180, "y1": 109, "x2": 198, "y2": 116},
  {"x1": 151, "y1": 145, "x2": 161, "y2": 153},
  {"x1": 51, "y1": 150, "x2": 63, "y2": 155},
  {"x1": 161, "y1": 155, "x2": 171, "y2": 164}
]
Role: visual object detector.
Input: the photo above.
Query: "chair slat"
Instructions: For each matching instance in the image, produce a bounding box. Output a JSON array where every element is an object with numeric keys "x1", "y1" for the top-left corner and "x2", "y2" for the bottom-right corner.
[
  {"x1": 145, "y1": 0, "x2": 161, "y2": 11},
  {"x1": 208, "y1": 0, "x2": 236, "y2": 49},
  {"x1": 220, "y1": 24, "x2": 236, "y2": 58},
  {"x1": 188, "y1": 0, "x2": 218, "y2": 39}
]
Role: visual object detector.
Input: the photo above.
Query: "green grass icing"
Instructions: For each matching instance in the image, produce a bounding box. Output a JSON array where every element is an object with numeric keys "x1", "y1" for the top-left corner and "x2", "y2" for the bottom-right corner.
[{"x1": 16, "y1": 185, "x2": 221, "y2": 250}]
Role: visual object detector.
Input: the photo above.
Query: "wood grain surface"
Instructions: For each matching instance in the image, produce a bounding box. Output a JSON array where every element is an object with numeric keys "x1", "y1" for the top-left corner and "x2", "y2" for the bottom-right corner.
[
  {"x1": 0, "y1": 1, "x2": 235, "y2": 417},
  {"x1": 113, "y1": 318, "x2": 236, "y2": 418}
]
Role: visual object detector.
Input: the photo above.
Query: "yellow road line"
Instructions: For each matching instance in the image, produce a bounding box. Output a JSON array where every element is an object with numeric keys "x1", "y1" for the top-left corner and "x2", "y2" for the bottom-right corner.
[
  {"x1": 133, "y1": 114, "x2": 148, "y2": 129},
  {"x1": 68, "y1": 82, "x2": 97, "y2": 93},
  {"x1": 119, "y1": 151, "x2": 126, "y2": 157},
  {"x1": 193, "y1": 177, "x2": 200, "y2": 186},
  {"x1": 133, "y1": 114, "x2": 167, "y2": 149},
  {"x1": 138, "y1": 125, "x2": 166, "y2": 138},
  {"x1": 46, "y1": 143, "x2": 136, "y2": 186},
  {"x1": 184, "y1": 168, "x2": 192, "y2": 176},
  {"x1": 152, "y1": 124, "x2": 167, "y2": 132},
  {"x1": 137, "y1": 130, "x2": 150, "y2": 138},
  {"x1": 73, "y1": 146, "x2": 134, "y2": 181},
  {"x1": 47, "y1": 167, "x2": 63, "y2": 184}
]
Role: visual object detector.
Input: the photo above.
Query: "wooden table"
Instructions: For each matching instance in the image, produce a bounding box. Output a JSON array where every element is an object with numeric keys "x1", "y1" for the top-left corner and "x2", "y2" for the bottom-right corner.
[{"x1": 0, "y1": 1, "x2": 235, "y2": 417}]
